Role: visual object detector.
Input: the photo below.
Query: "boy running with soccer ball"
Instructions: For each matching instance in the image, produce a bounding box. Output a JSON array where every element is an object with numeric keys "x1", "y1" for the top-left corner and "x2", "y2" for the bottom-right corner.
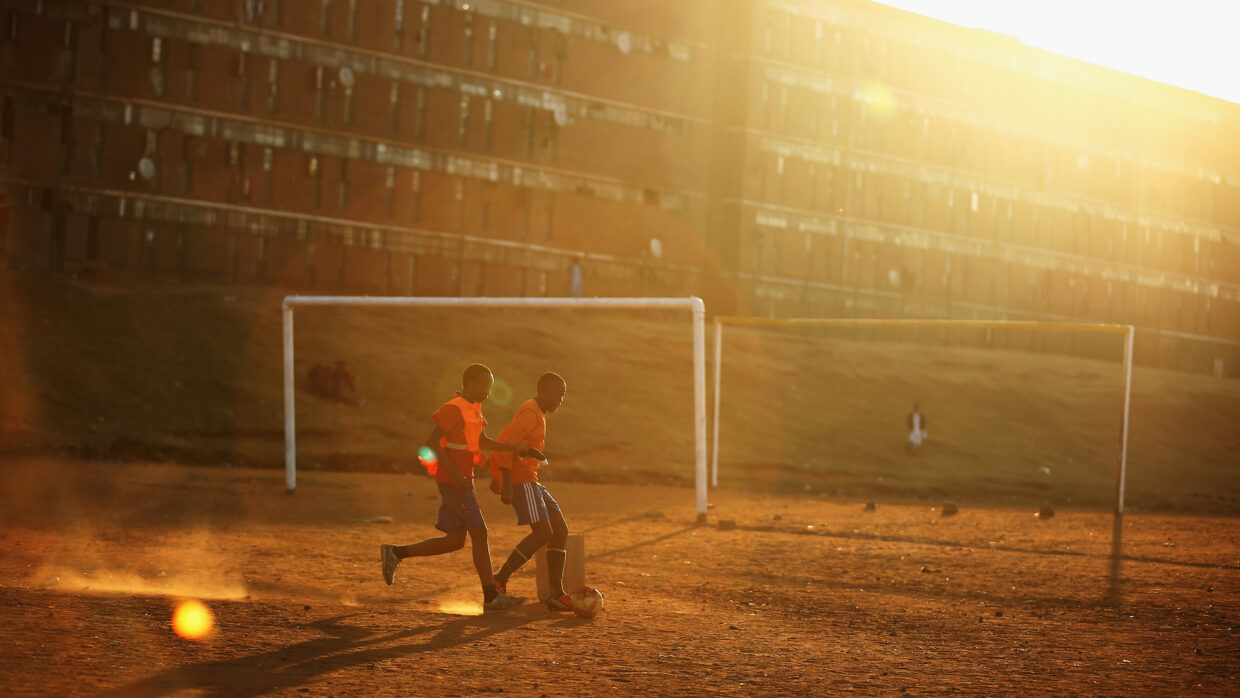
[
  {"x1": 379, "y1": 363, "x2": 544, "y2": 613},
  {"x1": 489, "y1": 372, "x2": 575, "y2": 612}
]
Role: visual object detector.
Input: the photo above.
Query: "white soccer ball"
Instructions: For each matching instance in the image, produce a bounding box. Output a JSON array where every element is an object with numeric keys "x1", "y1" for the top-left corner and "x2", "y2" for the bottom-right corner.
[{"x1": 572, "y1": 586, "x2": 604, "y2": 618}]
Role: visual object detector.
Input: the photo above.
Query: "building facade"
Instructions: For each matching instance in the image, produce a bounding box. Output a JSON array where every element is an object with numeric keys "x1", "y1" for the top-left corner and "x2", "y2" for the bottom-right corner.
[{"x1": 2, "y1": 0, "x2": 1238, "y2": 374}]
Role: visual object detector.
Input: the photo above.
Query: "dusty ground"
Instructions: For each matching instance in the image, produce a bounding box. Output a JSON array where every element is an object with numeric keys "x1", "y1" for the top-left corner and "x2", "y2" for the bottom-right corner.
[{"x1": 0, "y1": 458, "x2": 1236, "y2": 696}]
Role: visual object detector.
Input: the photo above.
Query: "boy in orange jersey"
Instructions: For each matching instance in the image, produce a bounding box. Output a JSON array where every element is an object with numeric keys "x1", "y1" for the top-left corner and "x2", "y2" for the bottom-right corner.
[
  {"x1": 489, "y1": 372, "x2": 574, "y2": 612},
  {"x1": 379, "y1": 363, "x2": 545, "y2": 613}
]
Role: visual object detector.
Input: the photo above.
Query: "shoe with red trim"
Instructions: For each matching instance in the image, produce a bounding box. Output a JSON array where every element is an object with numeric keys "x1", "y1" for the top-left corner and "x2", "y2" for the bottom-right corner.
[{"x1": 546, "y1": 592, "x2": 574, "y2": 612}]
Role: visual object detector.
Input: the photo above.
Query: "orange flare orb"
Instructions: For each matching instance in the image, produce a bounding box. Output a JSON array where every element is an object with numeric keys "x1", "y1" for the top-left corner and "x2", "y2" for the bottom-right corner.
[{"x1": 172, "y1": 600, "x2": 214, "y2": 640}]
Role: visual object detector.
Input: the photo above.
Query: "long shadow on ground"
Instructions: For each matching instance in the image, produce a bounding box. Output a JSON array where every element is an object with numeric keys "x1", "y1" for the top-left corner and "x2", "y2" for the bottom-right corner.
[{"x1": 99, "y1": 612, "x2": 584, "y2": 698}]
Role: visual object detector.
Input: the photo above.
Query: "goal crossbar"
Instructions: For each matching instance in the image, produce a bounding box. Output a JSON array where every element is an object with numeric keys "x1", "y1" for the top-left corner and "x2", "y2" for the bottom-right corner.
[
  {"x1": 282, "y1": 296, "x2": 710, "y2": 518},
  {"x1": 709, "y1": 317, "x2": 1135, "y2": 544}
]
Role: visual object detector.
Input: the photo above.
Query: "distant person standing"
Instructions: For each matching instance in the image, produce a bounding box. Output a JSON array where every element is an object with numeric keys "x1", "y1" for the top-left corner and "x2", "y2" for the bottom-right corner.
[
  {"x1": 907, "y1": 403, "x2": 928, "y2": 455},
  {"x1": 569, "y1": 257, "x2": 584, "y2": 298}
]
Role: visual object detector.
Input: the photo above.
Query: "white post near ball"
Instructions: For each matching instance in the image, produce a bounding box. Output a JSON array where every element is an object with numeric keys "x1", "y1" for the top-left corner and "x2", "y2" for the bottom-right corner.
[{"x1": 535, "y1": 533, "x2": 585, "y2": 601}]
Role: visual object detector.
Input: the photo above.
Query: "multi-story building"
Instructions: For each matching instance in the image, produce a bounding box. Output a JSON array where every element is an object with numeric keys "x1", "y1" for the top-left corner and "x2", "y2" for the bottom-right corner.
[
  {"x1": 707, "y1": 1, "x2": 1239, "y2": 374},
  {"x1": 2, "y1": 0, "x2": 1237, "y2": 374},
  {"x1": 1, "y1": 0, "x2": 716, "y2": 298}
]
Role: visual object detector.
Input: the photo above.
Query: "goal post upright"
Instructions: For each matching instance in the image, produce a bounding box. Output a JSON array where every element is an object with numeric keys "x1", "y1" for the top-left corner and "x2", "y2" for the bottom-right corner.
[
  {"x1": 281, "y1": 295, "x2": 710, "y2": 520},
  {"x1": 710, "y1": 316, "x2": 1135, "y2": 558}
]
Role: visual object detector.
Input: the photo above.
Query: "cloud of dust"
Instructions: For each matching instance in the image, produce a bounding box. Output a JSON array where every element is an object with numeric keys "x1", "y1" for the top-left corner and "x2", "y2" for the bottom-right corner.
[
  {"x1": 436, "y1": 599, "x2": 483, "y2": 616},
  {"x1": 31, "y1": 527, "x2": 248, "y2": 601},
  {"x1": 35, "y1": 567, "x2": 248, "y2": 601}
]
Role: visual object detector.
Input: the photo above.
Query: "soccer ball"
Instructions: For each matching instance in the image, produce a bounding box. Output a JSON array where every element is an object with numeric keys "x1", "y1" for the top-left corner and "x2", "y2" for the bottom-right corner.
[{"x1": 572, "y1": 586, "x2": 604, "y2": 618}]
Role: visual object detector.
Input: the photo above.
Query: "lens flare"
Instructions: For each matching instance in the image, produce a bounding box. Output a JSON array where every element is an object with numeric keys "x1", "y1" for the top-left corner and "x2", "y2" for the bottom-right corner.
[
  {"x1": 172, "y1": 599, "x2": 214, "y2": 640},
  {"x1": 489, "y1": 377, "x2": 513, "y2": 407},
  {"x1": 417, "y1": 446, "x2": 438, "y2": 469},
  {"x1": 862, "y1": 81, "x2": 897, "y2": 118}
]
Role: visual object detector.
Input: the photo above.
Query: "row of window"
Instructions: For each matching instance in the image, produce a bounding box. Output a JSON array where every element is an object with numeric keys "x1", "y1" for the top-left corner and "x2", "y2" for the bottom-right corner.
[
  {"x1": 764, "y1": 0, "x2": 1234, "y2": 138},
  {"x1": 746, "y1": 200, "x2": 1236, "y2": 304},
  {"x1": 740, "y1": 236, "x2": 1222, "y2": 336},
  {"x1": 57, "y1": 5, "x2": 695, "y2": 136},
  {"x1": 754, "y1": 75, "x2": 1237, "y2": 225},
  {"x1": 223, "y1": 0, "x2": 699, "y2": 65},
  {"x1": 750, "y1": 133, "x2": 1235, "y2": 252},
  {"x1": 34, "y1": 186, "x2": 701, "y2": 298},
  {"x1": 19, "y1": 88, "x2": 689, "y2": 209}
]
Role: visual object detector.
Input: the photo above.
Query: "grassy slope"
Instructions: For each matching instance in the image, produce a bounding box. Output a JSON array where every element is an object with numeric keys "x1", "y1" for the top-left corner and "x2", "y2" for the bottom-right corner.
[{"x1": 1, "y1": 270, "x2": 1237, "y2": 512}]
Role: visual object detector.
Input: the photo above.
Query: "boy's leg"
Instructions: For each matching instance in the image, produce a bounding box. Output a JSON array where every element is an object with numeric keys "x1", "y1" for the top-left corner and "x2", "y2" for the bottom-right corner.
[
  {"x1": 467, "y1": 525, "x2": 498, "y2": 600},
  {"x1": 494, "y1": 482, "x2": 552, "y2": 590},
  {"x1": 545, "y1": 501, "x2": 570, "y2": 599},
  {"x1": 380, "y1": 483, "x2": 473, "y2": 586},
  {"x1": 470, "y1": 525, "x2": 526, "y2": 612},
  {"x1": 494, "y1": 520, "x2": 552, "y2": 588},
  {"x1": 539, "y1": 487, "x2": 575, "y2": 612},
  {"x1": 394, "y1": 532, "x2": 467, "y2": 559}
]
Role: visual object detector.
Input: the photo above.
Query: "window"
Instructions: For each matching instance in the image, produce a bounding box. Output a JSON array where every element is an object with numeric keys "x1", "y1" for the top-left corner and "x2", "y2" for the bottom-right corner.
[
  {"x1": 394, "y1": 0, "x2": 405, "y2": 50},
  {"x1": 389, "y1": 82, "x2": 401, "y2": 135},
  {"x1": 237, "y1": 50, "x2": 250, "y2": 110},
  {"x1": 186, "y1": 44, "x2": 201, "y2": 101},
  {"x1": 542, "y1": 115, "x2": 558, "y2": 160},
  {"x1": 463, "y1": 14, "x2": 474, "y2": 66},
  {"x1": 179, "y1": 135, "x2": 193, "y2": 193},
  {"x1": 314, "y1": 66, "x2": 325, "y2": 122},
  {"x1": 308, "y1": 155, "x2": 321, "y2": 208},
  {"x1": 343, "y1": 80, "x2": 354, "y2": 125},
  {"x1": 410, "y1": 170, "x2": 421, "y2": 221},
  {"x1": 552, "y1": 30, "x2": 567, "y2": 83},
  {"x1": 814, "y1": 21, "x2": 824, "y2": 65},
  {"x1": 487, "y1": 21, "x2": 498, "y2": 71},
  {"x1": 320, "y1": 0, "x2": 332, "y2": 38},
  {"x1": 89, "y1": 123, "x2": 104, "y2": 178},
  {"x1": 338, "y1": 160, "x2": 349, "y2": 211},
  {"x1": 484, "y1": 99, "x2": 494, "y2": 150},
  {"x1": 262, "y1": 147, "x2": 274, "y2": 203},
  {"x1": 266, "y1": 58, "x2": 279, "y2": 113},
  {"x1": 385, "y1": 166, "x2": 396, "y2": 217},
  {"x1": 347, "y1": 0, "x2": 357, "y2": 42},
  {"x1": 418, "y1": 4, "x2": 430, "y2": 57},
  {"x1": 414, "y1": 86, "x2": 427, "y2": 140},
  {"x1": 528, "y1": 27, "x2": 540, "y2": 77},
  {"x1": 524, "y1": 107, "x2": 535, "y2": 157},
  {"x1": 458, "y1": 95, "x2": 470, "y2": 145},
  {"x1": 86, "y1": 216, "x2": 100, "y2": 262}
]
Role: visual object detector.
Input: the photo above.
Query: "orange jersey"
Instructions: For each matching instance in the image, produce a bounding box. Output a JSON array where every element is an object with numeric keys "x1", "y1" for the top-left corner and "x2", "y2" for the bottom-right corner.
[
  {"x1": 430, "y1": 395, "x2": 487, "y2": 484},
  {"x1": 491, "y1": 398, "x2": 547, "y2": 484}
]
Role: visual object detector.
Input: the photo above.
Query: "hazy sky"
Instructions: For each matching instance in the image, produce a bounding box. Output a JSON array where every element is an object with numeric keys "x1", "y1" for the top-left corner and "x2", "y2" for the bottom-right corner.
[{"x1": 874, "y1": 0, "x2": 1240, "y2": 105}]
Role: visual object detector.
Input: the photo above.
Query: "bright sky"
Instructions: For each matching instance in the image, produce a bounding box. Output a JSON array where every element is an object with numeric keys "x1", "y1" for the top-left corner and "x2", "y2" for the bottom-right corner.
[{"x1": 874, "y1": 0, "x2": 1240, "y2": 105}]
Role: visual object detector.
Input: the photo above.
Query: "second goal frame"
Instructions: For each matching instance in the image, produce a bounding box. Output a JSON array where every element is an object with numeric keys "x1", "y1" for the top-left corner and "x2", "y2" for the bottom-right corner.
[{"x1": 709, "y1": 317, "x2": 1135, "y2": 556}]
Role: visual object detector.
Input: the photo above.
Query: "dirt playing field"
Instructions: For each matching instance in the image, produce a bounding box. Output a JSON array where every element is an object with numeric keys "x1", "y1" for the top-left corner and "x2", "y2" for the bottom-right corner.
[{"x1": 1, "y1": 457, "x2": 1236, "y2": 696}]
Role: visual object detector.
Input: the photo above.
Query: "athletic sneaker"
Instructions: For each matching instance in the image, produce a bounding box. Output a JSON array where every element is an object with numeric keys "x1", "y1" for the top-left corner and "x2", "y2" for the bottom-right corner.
[
  {"x1": 483, "y1": 593, "x2": 526, "y2": 613},
  {"x1": 546, "y1": 592, "x2": 574, "y2": 613},
  {"x1": 379, "y1": 544, "x2": 399, "y2": 586}
]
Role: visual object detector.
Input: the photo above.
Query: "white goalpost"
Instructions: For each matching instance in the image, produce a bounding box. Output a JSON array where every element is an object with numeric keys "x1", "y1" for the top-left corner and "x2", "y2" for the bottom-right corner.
[
  {"x1": 709, "y1": 317, "x2": 1135, "y2": 558},
  {"x1": 282, "y1": 295, "x2": 710, "y2": 519}
]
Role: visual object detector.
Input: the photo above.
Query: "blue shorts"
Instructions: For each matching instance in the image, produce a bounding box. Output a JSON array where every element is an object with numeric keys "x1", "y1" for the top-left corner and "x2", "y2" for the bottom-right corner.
[
  {"x1": 511, "y1": 482, "x2": 562, "y2": 526},
  {"x1": 435, "y1": 483, "x2": 486, "y2": 533}
]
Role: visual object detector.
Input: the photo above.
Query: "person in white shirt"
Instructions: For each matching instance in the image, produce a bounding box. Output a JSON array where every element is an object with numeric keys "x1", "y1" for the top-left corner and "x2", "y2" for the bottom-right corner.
[{"x1": 907, "y1": 403, "x2": 928, "y2": 455}]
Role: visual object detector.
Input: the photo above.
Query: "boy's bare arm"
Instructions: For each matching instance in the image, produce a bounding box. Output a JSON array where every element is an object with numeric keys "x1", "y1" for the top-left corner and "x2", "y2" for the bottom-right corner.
[{"x1": 479, "y1": 433, "x2": 545, "y2": 461}]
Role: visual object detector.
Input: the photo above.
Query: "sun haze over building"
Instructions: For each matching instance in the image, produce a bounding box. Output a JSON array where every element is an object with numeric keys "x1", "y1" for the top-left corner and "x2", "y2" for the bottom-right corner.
[{"x1": 0, "y1": 0, "x2": 1236, "y2": 375}]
